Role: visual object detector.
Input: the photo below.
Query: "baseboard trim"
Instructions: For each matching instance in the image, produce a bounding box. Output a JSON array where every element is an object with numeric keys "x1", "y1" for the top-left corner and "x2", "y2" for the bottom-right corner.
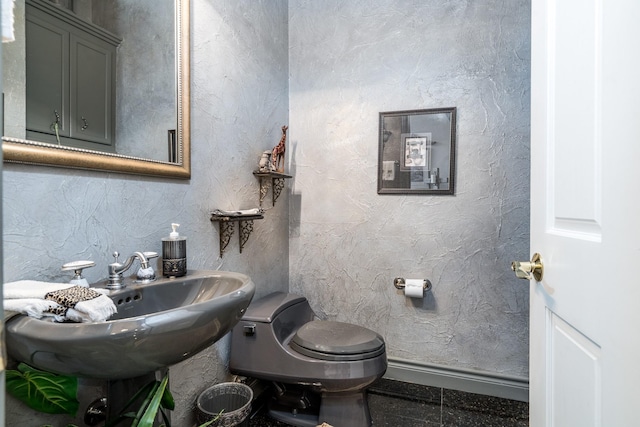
[{"x1": 384, "y1": 357, "x2": 529, "y2": 402}]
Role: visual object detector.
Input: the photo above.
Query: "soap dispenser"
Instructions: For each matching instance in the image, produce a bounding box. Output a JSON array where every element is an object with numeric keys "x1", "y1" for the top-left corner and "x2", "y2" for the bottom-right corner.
[{"x1": 162, "y1": 223, "x2": 187, "y2": 277}]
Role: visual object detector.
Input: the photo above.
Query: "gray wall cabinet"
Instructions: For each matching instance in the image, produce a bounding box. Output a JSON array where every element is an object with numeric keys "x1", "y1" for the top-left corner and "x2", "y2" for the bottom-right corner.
[{"x1": 25, "y1": 0, "x2": 121, "y2": 152}]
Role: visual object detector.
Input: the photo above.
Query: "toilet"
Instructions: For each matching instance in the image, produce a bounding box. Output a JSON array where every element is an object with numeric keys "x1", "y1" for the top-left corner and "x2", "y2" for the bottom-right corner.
[{"x1": 230, "y1": 292, "x2": 387, "y2": 427}]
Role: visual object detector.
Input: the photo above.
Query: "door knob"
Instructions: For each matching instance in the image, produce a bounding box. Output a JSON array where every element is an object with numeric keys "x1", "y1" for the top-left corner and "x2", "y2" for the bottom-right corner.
[{"x1": 511, "y1": 253, "x2": 543, "y2": 281}]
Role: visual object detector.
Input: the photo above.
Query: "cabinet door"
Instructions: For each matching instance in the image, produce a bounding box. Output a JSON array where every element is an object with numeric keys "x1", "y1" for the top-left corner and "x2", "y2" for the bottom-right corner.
[
  {"x1": 70, "y1": 33, "x2": 115, "y2": 150},
  {"x1": 25, "y1": 10, "x2": 69, "y2": 139}
]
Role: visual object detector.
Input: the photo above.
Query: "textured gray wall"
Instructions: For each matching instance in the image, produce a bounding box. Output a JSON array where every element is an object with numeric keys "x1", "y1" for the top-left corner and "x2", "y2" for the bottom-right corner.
[
  {"x1": 288, "y1": 0, "x2": 531, "y2": 378},
  {"x1": 3, "y1": 1, "x2": 289, "y2": 425}
]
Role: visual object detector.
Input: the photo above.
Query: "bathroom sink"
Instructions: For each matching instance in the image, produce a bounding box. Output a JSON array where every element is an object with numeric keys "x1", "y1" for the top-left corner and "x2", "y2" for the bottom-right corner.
[{"x1": 4, "y1": 270, "x2": 255, "y2": 379}]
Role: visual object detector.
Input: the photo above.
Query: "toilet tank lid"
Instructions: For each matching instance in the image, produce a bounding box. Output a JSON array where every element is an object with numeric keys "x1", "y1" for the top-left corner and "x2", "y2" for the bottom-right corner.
[{"x1": 242, "y1": 292, "x2": 306, "y2": 323}]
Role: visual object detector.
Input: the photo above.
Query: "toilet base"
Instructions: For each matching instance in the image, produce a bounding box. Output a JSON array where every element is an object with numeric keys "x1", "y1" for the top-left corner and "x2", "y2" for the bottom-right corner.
[
  {"x1": 267, "y1": 389, "x2": 372, "y2": 427},
  {"x1": 268, "y1": 405, "x2": 319, "y2": 427},
  {"x1": 319, "y1": 391, "x2": 372, "y2": 427},
  {"x1": 267, "y1": 384, "x2": 320, "y2": 427}
]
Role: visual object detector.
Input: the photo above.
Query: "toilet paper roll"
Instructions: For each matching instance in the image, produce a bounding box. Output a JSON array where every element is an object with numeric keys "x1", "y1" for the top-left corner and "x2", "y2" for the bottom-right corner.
[{"x1": 404, "y1": 279, "x2": 424, "y2": 298}]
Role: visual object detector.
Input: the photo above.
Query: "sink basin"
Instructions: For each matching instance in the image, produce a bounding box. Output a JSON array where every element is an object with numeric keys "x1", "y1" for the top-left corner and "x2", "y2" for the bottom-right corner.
[{"x1": 5, "y1": 270, "x2": 255, "y2": 379}]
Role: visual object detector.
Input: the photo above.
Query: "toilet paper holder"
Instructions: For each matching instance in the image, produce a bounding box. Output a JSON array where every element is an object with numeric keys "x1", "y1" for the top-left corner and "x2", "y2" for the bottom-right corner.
[{"x1": 393, "y1": 277, "x2": 432, "y2": 292}]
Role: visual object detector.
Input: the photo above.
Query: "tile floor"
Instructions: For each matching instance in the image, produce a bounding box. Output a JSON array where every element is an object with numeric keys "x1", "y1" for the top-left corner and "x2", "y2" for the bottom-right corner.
[{"x1": 246, "y1": 378, "x2": 529, "y2": 427}]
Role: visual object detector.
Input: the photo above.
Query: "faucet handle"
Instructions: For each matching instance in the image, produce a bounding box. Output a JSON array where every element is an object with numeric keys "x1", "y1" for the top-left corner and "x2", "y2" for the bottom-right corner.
[
  {"x1": 137, "y1": 252, "x2": 158, "y2": 283},
  {"x1": 62, "y1": 260, "x2": 96, "y2": 287},
  {"x1": 62, "y1": 260, "x2": 96, "y2": 272},
  {"x1": 143, "y1": 251, "x2": 159, "y2": 260},
  {"x1": 112, "y1": 251, "x2": 120, "y2": 263}
]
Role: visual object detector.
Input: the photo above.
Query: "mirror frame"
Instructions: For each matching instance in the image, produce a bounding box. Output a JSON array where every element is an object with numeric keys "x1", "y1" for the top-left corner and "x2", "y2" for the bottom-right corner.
[
  {"x1": 377, "y1": 107, "x2": 456, "y2": 195},
  {"x1": 2, "y1": 0, "x2": 191, "y2": 179}
]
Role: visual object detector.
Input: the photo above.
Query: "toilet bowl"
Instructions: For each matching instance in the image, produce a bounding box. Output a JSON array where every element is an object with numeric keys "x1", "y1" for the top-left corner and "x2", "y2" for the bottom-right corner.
[{"x1": 230, "y1": 292, "x2": 387, "y2": 427}]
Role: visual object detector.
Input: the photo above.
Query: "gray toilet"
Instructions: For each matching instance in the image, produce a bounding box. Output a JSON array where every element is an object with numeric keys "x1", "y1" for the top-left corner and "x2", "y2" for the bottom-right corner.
[{"x1": 230, "y1": 292, "x2": 387, "y2": 427}]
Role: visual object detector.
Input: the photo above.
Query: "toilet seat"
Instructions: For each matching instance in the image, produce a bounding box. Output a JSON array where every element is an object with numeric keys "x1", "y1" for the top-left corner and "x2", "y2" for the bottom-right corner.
[{"x1": 291, "y1": 321, "x2": 385, "y2": 361}]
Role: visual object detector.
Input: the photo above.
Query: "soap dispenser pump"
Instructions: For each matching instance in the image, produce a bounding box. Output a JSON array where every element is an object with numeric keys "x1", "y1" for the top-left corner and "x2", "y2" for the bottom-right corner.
[{"x1": 162, "y1": 223, "x2": 187, "y2": 277}]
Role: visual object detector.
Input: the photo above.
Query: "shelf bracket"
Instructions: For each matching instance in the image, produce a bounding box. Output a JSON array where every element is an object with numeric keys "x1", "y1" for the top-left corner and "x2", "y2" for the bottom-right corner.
[
  {"x1": 238, "y1": 220, "x2": 255, "y2": 253},
  {"x1": 258, "y1": 177, "x2": 269, "y2": 207},
  {"x1": 272, "y1": 178, "x2": 286, "y2": 206},
  {"x1": 219, "y1": 221, "x2": 235, "y2": 258},
  {"x1": 211, "y1": 213, "x2": 264, "y2": 257},
  {"x1": 253, "y1": 171, "x2": 292, "y2": 208}
]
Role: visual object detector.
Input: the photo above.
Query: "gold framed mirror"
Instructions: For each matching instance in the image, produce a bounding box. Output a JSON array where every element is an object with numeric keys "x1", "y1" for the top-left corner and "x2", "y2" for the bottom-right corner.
[{"x1": 2, "y1": 0, "x2": 190, "y2": 179}]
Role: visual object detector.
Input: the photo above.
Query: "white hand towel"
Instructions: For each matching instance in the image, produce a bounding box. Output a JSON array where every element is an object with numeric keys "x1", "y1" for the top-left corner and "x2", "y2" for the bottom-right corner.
[
  {"x1": 4, "y1": 280, "x2": 74, "y2": 299},
  {"x1": 73, "y1": 294, "x2": 117, "y2": 322},
  {"x1": 65, "y1": 308, "x2": 92, "y2": 323},
  {"x1": 4, "y1": 281, "x2": 116, "y2": 323},
  {"x1": 3, "y1": 298, "x2": 61, "y2": 319}
]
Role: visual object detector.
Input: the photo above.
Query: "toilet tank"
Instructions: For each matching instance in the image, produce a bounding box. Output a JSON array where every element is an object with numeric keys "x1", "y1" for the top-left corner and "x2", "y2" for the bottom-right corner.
[
  {"x1": 230, "y1": 292, "x2": 315, "y2": 377},
  {"x1": 241, "y1": 292, "x2": 309, "y2": 323}
]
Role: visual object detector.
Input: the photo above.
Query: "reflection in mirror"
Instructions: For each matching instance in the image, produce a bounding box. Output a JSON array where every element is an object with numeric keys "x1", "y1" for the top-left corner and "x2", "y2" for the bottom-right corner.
[
  {"x1": 2, "y1": 0, "x2": 190, "y2": 178},
  {"x1": 378, "y1": 108, "x2": 456, "y2": 195}
]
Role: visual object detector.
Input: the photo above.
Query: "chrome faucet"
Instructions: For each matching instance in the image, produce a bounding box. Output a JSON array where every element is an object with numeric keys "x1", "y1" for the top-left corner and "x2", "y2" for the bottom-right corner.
[{"x1": 107, "y1": 251, "x2": 149, "y2": 289}]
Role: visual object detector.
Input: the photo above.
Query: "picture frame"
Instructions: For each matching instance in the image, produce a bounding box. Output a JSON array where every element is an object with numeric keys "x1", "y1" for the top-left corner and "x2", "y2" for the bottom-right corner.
[
  {"x1": 401, "y1": 132, "x2": 431, "y2": 170},
  {"x1": 378, "y1": 107, "x2": 456, "y2": 195}
]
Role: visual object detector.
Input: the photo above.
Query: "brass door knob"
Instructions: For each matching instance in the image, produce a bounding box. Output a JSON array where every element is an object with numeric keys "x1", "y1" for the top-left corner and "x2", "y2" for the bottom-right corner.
[{"x1": 511, "y1": 253, "x2": 543, "y2": 281}]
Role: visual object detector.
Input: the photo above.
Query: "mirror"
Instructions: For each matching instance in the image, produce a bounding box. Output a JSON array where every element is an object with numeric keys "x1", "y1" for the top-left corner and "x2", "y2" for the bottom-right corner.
[
  {"x1": 2, "y1": 0, "x2": 190, "y2": 179},
  {"x1": 378, "y1": 108, "x2": 456, "y2": 195}
]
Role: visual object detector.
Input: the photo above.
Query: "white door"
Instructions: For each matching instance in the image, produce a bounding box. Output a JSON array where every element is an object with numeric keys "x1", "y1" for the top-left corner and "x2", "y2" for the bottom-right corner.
[{"x1": 528, "y1": 0, "x2": 640, "y2": 426}]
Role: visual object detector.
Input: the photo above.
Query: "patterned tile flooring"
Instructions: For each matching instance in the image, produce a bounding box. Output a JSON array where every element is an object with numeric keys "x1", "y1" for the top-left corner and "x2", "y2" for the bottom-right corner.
[{"x1": 246, "y1": 378, "x2": 529, "y2": 427}]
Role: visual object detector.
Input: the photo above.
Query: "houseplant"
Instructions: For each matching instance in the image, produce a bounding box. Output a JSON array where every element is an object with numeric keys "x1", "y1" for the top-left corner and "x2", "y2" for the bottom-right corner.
[{"x1": 5, "y1": 363, "x2": 221, "y2": 427}]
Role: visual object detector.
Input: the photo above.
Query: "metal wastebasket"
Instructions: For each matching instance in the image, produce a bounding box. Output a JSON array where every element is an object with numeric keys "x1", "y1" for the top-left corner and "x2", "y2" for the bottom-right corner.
[{"x1": 196, "y1": 382, "x2": 253, "y2": 427}]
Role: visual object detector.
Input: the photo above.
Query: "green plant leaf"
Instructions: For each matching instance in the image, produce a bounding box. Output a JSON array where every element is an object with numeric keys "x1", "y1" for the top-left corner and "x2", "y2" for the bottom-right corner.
[
  {"x1": 105, "y1": 379, "x2": 158, "y2": 427},
  {"x1": 105, "y1": 376, "x2": 175, "y2": 427},
  {"x1": 161, "y1": 385, "x2": 175, "y2": 411},
  {"x1": 159, "y1": 407, "x2": 172, "y2": 427},
  {"x1": 133, "y1": 381, "x2": 159, "y2": 427},
  {"x1": 197, "y1": 409, "x2": 224, "y2": 427},
  {"x1": 6, "y1": 363, "x2": 79, "y2": 415},
  {"x1": 137, "y1": 375, "x2": 169, "y2": 427},
  {"x1": 104, "y1": 410, "x2": 138, "y2": 427}
]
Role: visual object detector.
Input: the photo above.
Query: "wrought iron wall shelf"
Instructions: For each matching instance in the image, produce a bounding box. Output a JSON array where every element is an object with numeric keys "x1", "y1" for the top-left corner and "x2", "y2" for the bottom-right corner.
[
  {"x1": 210, "y1": 213, "x2": 264, "y2": 257},
  {"x1": 253, "y1": 171, "x2": 292, "y2": 207}
]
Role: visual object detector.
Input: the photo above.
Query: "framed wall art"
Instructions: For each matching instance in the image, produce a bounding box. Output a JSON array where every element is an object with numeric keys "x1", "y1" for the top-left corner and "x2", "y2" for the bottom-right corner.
[{"x1": 378, "y1": 107, "x2": 456, "y2": 195}]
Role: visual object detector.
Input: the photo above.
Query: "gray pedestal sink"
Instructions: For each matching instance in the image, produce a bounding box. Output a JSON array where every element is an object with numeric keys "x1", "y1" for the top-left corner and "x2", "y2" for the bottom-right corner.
[{"x1": 5, "y1": 270, "x2": 255, "y2": 379}]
